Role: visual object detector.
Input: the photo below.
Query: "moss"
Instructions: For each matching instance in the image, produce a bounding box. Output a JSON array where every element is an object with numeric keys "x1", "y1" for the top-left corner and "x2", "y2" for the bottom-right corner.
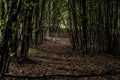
[{"x1": 28, "y1": 48, "x2": 40, "y2": 54}]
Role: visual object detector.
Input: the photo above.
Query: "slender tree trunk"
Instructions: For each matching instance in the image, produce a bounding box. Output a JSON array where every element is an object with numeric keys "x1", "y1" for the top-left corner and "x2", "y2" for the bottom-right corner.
[
  {"x1": 0, "y1": 0, "x2": 22, "y2": 76},
  {"x1": 81, "y1": 0, "x2": 87, "y2": 57}
]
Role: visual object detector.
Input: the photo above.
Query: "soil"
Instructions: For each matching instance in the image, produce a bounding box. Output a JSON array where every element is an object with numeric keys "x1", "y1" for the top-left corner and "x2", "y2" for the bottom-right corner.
[{"x1": 7, "y1": 37, "x2": 120, "y2": 80}]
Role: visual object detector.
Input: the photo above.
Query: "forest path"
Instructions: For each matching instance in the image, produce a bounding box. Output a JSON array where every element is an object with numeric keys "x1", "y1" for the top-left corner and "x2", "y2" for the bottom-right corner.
[{"x1": 8, "y1": 38, "x2": 120, "y2": 80}]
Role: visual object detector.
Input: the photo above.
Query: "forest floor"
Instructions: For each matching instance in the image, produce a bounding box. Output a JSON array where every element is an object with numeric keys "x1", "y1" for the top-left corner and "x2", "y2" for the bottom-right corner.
[{"x1": 7, "y1": 38, "x2": 120, "y2": 80}]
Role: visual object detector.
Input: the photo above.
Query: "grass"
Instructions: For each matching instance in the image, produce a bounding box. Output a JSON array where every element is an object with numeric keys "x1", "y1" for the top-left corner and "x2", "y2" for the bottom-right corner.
[{"x1": 28, "y1": 48, "x2": 40, "y2": 54}]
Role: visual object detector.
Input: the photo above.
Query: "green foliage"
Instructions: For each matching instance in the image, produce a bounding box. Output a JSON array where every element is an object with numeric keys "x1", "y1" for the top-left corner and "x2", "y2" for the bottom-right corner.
[
  {"x1": 0, "y1": 20, "x2": 5, "y2": 27},
  {"x1": 28, "y1": 48, "x2": 40, "y2": 54},
  {"x1": 23, "y1": 2, "x2": 36, "y2": 10},
  {"x1": 9, "y1": 52, "x2": 15, "y2": 57}
]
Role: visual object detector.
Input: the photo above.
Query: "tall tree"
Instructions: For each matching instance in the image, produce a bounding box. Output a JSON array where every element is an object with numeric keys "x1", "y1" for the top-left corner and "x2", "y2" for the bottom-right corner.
[{"x1": 0, "y1": 0, "x2": 22, "y2": 76}]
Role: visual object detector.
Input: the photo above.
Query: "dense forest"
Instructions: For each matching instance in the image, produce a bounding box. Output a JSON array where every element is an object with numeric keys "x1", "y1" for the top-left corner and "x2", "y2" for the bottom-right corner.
[{"x1": 0, "y1": 0, "x2": 120, "y2": 80}]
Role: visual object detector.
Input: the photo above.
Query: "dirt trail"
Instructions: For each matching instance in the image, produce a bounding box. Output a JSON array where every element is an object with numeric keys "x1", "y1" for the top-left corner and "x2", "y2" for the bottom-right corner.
[{"x1": 8, "y1": 38, "x2": 120, "y2": 80}]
